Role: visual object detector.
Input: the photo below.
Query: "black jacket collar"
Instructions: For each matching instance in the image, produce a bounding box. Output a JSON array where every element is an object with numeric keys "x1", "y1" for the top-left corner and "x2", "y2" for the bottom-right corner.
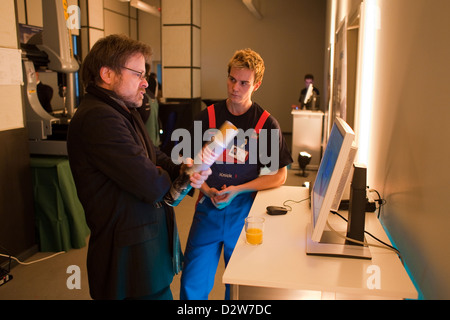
[{"x1": 85, "y1": 85, "x2": 133, "y2": 121}]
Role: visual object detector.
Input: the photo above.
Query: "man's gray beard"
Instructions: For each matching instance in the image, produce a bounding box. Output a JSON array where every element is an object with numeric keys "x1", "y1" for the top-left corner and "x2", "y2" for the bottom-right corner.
[{"x1": 112, "y1": 83, "x2": 142, "y2": 108}]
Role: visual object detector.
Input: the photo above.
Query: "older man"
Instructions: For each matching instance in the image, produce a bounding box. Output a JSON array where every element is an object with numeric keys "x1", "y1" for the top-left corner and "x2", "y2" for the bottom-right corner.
[{"x1": 67, "y1": 34, "x2": 210, "y2": 300}]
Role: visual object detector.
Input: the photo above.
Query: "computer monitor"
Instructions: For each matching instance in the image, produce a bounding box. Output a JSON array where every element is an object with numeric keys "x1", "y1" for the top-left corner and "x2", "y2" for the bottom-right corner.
[{"x1": 306, "y1": 117, "x2": 371, "y2": 259}]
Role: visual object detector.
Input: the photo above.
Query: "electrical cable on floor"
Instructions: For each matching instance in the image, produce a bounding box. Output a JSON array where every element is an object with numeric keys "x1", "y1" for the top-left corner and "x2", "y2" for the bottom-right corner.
[{"x1": 0, "y1": 251, "x2": 66, "y2": 266}]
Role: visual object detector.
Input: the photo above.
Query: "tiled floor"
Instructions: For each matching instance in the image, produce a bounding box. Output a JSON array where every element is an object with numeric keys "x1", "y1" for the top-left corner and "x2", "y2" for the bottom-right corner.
[{"x1": 0, "y1": 166, "x2": 315, "y2": 300}]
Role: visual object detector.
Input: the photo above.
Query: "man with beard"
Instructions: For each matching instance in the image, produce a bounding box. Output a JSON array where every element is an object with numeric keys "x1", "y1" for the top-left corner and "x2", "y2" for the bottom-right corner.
[{"x1": 67, "y1": 34, "x2": 210, "y2": 300}]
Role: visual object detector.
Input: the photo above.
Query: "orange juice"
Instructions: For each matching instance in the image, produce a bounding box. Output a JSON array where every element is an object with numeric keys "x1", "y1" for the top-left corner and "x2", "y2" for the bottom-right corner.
[{"x1": 246, "y1": 227, "x2": 263, "y2": 245}]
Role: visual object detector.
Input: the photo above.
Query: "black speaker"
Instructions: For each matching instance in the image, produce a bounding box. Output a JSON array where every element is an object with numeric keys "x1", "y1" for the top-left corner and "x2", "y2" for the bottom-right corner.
[{"x1": 346, "y1": 164, "x2": 367, "y2": 245}]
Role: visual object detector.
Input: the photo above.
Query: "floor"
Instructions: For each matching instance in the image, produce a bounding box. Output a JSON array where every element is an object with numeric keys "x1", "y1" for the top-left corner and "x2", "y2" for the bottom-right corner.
[{"x1": 0, "y1": 166, "x2": 315, "y2": 300}]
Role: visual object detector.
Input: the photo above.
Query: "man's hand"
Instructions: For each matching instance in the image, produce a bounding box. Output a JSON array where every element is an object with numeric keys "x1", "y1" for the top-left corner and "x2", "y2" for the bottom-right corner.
[{"x1": 181, "y1": 158, "x2": 212, "y2": 189}]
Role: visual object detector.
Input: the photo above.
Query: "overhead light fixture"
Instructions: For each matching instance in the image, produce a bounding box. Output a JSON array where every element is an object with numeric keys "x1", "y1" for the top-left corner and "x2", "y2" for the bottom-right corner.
[
  {"x1": 242, "y1": 0, "x2": 262, "y2": 19},
  {"x1": 119, "y1": 0, "x2": 160, "y2": 17}
]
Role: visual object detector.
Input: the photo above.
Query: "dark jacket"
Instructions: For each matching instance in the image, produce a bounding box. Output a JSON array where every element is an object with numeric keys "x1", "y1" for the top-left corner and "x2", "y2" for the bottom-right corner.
[{"x1": 67, "y1": 85, "x2": 182, "y2": 299}]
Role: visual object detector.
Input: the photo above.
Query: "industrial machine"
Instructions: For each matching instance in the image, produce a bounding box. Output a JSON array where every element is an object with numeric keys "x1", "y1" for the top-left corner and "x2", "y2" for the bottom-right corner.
[{"x1": 21, "y1": 0, "x2": 79, "y2": 155}]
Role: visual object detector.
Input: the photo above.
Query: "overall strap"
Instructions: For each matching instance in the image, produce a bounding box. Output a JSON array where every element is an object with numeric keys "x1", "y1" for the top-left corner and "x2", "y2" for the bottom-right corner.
[
  {"x1": 255, "y1": 110, "x2": 270, "y2": 134},
  {"x1": 208, "y1": 104, "x2": 270, "y2": 132},
  {"x1": 207, "y1": 104, "x2": 216, "y2": 129}
]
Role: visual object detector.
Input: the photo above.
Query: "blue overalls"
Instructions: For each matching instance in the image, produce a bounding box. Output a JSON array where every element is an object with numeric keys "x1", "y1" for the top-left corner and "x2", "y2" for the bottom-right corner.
[{"x1": 180, "y1": 105, "x2": 270, "y2": 300}]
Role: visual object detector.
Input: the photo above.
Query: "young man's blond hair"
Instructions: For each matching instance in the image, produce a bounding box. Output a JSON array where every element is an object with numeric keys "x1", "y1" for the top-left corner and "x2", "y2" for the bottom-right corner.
[{"x1": 227, "y1": 48, "x2": 265, "y2": 85}]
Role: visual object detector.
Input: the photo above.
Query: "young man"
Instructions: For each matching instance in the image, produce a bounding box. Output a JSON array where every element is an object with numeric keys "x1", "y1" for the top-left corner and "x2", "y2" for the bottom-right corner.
[
  {"x1": 180, "y1": 49, "x2": 293, "y2": 299},
  {"x1": 298, "y1": 73, "x2": 320, "y2": 110},
  {"x1": 67, "y1": 34, "x2": 210, "y2": 300}
]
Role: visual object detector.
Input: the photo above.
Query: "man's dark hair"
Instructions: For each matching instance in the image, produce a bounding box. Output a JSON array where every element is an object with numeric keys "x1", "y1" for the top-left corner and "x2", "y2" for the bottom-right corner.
[{"x1": 81, "y1": 34, "x2": 152, "y2": 88}]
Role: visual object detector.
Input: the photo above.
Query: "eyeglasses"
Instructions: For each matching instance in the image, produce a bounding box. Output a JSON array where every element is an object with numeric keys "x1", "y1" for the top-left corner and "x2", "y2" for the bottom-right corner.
[{"x1": 121, "y1": 66, "x2": 146, "y2": 81}]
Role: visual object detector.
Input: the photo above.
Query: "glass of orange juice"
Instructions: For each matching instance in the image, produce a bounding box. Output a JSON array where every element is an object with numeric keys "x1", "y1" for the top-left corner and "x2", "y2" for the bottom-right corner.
[{"x1": 245, "y1": 217, "x2": 265, "y2": 245}]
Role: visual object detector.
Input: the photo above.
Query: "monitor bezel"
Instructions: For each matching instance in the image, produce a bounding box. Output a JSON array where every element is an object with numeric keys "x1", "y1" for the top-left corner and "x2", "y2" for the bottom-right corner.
[{"x1": 310, "y1": 117, "x2": 356, "y2": 242}]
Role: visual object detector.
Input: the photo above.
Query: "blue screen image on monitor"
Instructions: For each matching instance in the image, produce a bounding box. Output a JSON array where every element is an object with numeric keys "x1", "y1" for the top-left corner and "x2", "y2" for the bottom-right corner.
[{"x1": 312, "y1": 124, "x2": 343, "y2": 228}]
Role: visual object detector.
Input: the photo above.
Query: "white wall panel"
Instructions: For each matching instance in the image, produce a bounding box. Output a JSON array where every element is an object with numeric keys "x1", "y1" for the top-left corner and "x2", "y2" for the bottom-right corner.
[
  {"x1": 193, "y1": 68, "x2": 201, "y2": 98},
  {"x1": 88, "y1": 0, "x2": 104, "y2": 30},
  {"x1": 104, "y1": 0, "x2": 129, "y2": 15},
  {"x1": 0, "y1": 1, "x2": 22, "y2": 131},
  {"x1": 192, "y1": 27, "x2": 201, "y2": 68},
  {"x1": 162, "y1": 26, "x2": 191, "y2": 66},
  {"x1": 163, "y1": 68, "x2": 191, "y2": 98},
  {"x1": 1, "y1": 0, "x2": 19, "y2": 48},
  {"x1": 104, "y1": 10, "x2": 130, "y2": 36},
  {"x1": 161, "y1": 0, "x2": 201, "y2": 99},
  {"x1": 162, "y1": 0, "x2": 191, "y2": 24}
]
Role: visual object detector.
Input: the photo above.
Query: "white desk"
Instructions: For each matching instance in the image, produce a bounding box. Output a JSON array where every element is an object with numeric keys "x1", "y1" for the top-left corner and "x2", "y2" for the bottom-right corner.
[{"x1": 223, "y1": 186, "x2": 418, "y2": 300}]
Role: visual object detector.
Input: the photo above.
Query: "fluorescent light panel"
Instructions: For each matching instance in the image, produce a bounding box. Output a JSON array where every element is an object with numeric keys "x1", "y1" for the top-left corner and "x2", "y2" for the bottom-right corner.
[{"x1": 119, "y1": 0, "x2": 160, "y2": 17}]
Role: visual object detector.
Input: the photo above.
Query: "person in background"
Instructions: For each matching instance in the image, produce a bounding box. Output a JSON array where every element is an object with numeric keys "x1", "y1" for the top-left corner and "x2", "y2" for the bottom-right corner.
[
  {"x1": 180, "y1": 48, "x2": 293, "y2": 300},
  {"x1": 67, "y1": 34, "x2": 211, "y2": 300},
  {"x1": 147, "y1": 72, "x2": 160, "y2": 101},
  {"x1": 298, "y1": 73, "x2": 320, "y2": 110},
  {"x1": 138, "y1": 67, "x2": 161, "y2": 147}
]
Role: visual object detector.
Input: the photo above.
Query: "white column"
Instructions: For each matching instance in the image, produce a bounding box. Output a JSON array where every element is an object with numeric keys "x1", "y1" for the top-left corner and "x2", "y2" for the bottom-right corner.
[
  {"x1": 161, "y1": 0, "x2": 201, "y2": 99},
  {"x1": 80, "y1": 0, "x2": 104, "y2": 59}
]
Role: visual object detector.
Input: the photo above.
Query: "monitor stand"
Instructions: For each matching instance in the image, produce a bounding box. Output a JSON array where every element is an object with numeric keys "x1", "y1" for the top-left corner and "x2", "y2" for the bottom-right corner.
[{"x1": 306, "y1": 224, "x2": 372, "y2": 260}]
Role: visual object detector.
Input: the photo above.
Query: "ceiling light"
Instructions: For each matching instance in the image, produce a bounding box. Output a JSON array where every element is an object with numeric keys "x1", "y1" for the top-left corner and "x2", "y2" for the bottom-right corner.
[
  {"x1": 119, "y1": 0, "x2": 160, "y2": 17},
  {"x1": 242, "y1": 0, "x2": 262, "y2": 19}
]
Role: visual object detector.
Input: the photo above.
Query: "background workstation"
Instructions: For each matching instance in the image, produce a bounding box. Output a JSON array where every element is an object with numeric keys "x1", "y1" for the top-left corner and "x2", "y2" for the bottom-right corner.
[{"x1": 0, "y1": 0, "x2": 449, "y2": 300}]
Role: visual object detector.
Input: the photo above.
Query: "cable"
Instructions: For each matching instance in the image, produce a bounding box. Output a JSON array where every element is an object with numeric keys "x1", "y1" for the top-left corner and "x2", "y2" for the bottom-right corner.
[
  {"x1": 328, "y1": 211, "x2": 403, "y2": 264},
  {"x1": 280, "y1": 193, "x2": 401, "y2": 262},
  {"x1": 325, "y1": 221, "x2": 397, "y2": 253},
  {"x1": 0, "y1": 251, "x2": 65, "y2": 266},
  {"x1": 325, "y1": 220, "x2": 403, "y2": 265},
  {"x1": 331, "y1": 210, "x2": 398, "y2": 252},
  {"x1": 367, "y1": 188, "x2": 386, "y2": 218},
  {"x1": 282, "y1": 197, "x2": 310, "y2": 212}
]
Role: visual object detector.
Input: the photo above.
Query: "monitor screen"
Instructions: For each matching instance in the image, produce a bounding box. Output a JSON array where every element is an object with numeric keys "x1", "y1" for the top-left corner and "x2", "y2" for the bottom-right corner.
[
  {"x1": 310, "y1": 117, "x2": 356, "y2": 242},
  {"x1": 312, "y1": 124, "x2": 343, "y2": 226}
]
